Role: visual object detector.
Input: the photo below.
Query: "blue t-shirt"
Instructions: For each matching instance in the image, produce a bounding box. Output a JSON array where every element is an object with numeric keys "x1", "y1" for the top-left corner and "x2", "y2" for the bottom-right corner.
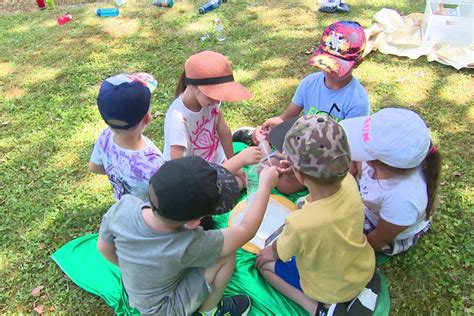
[{"x1": 292, "y1": 72, "x2": 370, "y2": 121}]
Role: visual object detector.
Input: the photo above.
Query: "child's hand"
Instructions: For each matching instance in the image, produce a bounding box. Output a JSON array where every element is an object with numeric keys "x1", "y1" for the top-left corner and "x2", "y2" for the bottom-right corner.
[
  {"x1": 276, "y1": 159, "x2": 292, "y2": 175},
  {"x1": 240, "y1": 146, "x2": 262, "y2": 166},
  {"x1": 255, "y1": 245, "x2": 277, "y2": 269},
  {"x1": 262, "y1": 116, "x2": 284, "y2": 132},
  {"x1": 258, "y1": 166, "x2": 279, "y2": 189}
]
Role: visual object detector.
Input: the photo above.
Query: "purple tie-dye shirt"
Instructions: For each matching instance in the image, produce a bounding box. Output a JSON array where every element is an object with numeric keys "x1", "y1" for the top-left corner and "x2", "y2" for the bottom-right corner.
[{"x1": 90, "y1": 128, "x2": 165, "y2": 201}]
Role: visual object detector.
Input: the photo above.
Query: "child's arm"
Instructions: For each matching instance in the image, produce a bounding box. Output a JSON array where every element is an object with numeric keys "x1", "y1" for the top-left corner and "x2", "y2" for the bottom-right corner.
[
  {"x1": 89, "y1": 161, "x2": 106, "y2": 175},
  {"x1": 219, "y1": 166, "x2": 279, "y2": 257},
  {"x1": 216, "y1": 112, "x2": 234, "y2": 159},
  {"x1": 221, "y1": 146, "x2": 262, "y2": 174},
  {"x1": 261, "y1": 103, "x2": 302, "y2": 131},
  {"x1": 366, "y1": 219, "x2": 407, "y2": 250},
  {"x1": 97, "y1": 237, "x2": 119, "y2": 266},
  {"x1": 169, "y1": 145, "x2": 186, "y2": 160},
  {"x1": 255, "y1": 240, "x2": 280, "y2": 269}
]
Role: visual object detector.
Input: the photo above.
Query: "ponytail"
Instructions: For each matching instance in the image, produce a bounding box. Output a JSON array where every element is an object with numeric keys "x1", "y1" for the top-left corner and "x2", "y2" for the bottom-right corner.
[
  {"x1": 174, "y1": 71, "x2": 187, "y2": 98},
  {"x1": 422, "y1": 144, "x2": 442, "y2": 219}
]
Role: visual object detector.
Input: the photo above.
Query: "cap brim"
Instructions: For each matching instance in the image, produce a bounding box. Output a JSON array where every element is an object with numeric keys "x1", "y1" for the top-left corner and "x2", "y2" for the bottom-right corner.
[
  {"x1": 308, "y1": 49, "x2": 354, "y2": 77},
  {"x1": 340, "y1": 116, "x2": 376, "y2": 162},
  {"x1": 198, "y1": 82, "x2": 253, "y2": 102},
  {"x1": 268, "y1": 117, "x2": 299, "y2": 152},
  {"x1": 208, "y1": 163, "x2": 240, "y2": 214}
]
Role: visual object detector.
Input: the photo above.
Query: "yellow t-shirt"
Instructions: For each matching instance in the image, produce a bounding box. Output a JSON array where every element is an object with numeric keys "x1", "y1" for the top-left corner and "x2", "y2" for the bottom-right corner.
[{"x1": 276, "y1": 174, "x2": 375, "y2": 303}]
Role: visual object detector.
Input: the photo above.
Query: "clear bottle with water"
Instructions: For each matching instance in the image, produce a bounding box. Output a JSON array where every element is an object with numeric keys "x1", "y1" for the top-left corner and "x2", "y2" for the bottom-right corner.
[
  {"x1": 246, "y1": 164, "x2": 259, "y2": 204},
  {"x1": 215, "y1": 18, "x2": 225, "y2": 42}
]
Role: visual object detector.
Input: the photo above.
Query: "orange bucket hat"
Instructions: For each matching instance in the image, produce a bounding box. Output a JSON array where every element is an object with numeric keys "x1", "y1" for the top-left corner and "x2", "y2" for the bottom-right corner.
[{"x1": 184, "y1": 51, "x2": 252, "y2": 102}]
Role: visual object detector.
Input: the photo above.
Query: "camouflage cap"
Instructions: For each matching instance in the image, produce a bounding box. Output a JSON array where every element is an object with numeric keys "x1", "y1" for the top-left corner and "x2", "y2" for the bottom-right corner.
[{"x1": 283, "y1": 115, "x2": 351, "y2": 181}]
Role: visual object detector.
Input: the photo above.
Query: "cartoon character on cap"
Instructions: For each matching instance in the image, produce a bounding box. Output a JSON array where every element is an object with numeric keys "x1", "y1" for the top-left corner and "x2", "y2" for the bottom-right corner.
[
  {"x1": 89, "y1": 72, "x2": 165, "y2": 201},
  {"x1": 341, "y1": 107, "x2": 442, "y2": 255},
  {"x1": 231, "y1": 20, "x2": 369, "y2": 196}
]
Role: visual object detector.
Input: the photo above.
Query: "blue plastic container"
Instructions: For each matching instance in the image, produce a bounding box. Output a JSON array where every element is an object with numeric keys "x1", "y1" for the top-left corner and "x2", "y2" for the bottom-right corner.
[
  {"x1": 96, "y1": 8, "x2": 119, "y2": 17},
  {"x1": 198, "y1": 0, "x2": 221, "y2": 14}
]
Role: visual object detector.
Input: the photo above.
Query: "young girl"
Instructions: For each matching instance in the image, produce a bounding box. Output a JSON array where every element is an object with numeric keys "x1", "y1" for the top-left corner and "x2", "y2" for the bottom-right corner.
[
  {"x1": 341, "y1": 108, "x2": 442, "y2": 255},
  {"x1": 163, "y1": 51, "x2": 253, "y2": 164}
]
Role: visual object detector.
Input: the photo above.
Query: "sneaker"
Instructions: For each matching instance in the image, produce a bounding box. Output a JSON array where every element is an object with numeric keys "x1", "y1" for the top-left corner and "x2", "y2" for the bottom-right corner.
[
  {"x1": 232, "y1": 127, "x2": 256, "y2": 146},
  {"x1": 216, "y1": 295, "x2": 251, "y2": 316},
  {"x1": 192, "y1": 295, "x2": 251, "y2": 316}
]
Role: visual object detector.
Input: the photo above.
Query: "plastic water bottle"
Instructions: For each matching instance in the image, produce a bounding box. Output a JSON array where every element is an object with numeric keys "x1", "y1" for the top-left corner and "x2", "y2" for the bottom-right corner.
[
  {"x1": 57, "y1": 14, "x2": 72, "y2": 25},
  {"x1": 215, "y1": 18, "x2": 225, "y2": 42},
  {"x1": 96, "y1": 8, "x2": 120, "y2": 17},
  {"x1": 36, "y1": 0, "x2": 46, "y2": 10},
  {"x1": 152, "y1": 0, "x2": 174, "y2": 7},
  {"x1": 198, "y1": 0, "x2": 221, "y2": 14},
  {"x1": 45, "y1": 0, "x2": 54, "y2": 9},
  {"x1": 115, "y1": 0, "x2": 125, "y2": 6},
  {"x1": 246, "y1": 164, "x2": 259, "y2": 204}
]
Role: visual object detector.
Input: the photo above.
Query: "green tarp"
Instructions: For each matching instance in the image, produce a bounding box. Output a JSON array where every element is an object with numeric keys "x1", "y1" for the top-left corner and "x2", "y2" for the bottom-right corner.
[{"x1": 51, "y1": 143, "x2": 390, "y2": 315}]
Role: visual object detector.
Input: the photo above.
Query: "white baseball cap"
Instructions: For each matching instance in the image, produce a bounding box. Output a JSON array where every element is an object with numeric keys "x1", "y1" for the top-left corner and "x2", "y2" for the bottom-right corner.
[{"x1": 340, "y1": 108, "x2": 431, "y2": 169}]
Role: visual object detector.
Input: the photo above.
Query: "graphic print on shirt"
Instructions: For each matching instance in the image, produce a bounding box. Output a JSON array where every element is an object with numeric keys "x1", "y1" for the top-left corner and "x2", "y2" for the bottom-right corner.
[
  {"x1": 306, "y1": 103, "x2": 342, "y2": 121},
  {"x1": 108, "y1": 172, "x2": 133, "y2": 199},
  {"x1": 190, "y1": 107, "x2": 220, "y2": 162}
]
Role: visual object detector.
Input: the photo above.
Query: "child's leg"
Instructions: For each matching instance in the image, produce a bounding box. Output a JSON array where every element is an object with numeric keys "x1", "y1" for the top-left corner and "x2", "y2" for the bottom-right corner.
[
  {"x1": 200, "y1": 253, "x2": 236, "y2": 311},
  {"x1": 258, "y1": 260, "x2": 318, "y2": 314}
]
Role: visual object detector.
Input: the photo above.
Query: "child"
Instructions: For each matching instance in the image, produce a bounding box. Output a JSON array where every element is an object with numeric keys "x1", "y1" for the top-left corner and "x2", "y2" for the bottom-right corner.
[
  {"x1": 256, "y1": 115, "x2": 376, "y2": 315},
  {"x1": 340, "y1": 108, "x2": 442, "y2": 255},
  {"x1": 163, "y1": 51, "x2": 252, "y2": 163},
  {"x1": 89, "y1": 73, "x2": 165, "y2": 201},
  {"x1": 233, "y1": 20, "x2": 370, "y2": 194},
  {"x1": 98, "y1": 156, "x2": 279, "y2": 315}
]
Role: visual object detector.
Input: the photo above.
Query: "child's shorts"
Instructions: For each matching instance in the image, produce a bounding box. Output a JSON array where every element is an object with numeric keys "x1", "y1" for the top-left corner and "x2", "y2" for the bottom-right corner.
[
  {"x1": 363, "y1": 217, "x2": 431, "y2": 256},
  {"x1": 274, "y1": 256, "x2": 302, "y2": 290}
]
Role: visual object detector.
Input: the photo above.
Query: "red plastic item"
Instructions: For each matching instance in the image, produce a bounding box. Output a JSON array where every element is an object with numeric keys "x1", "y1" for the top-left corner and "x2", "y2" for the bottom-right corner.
[
  {"x1": 36, "y1": 0, "x2": 46, "y2": 9},
  {"x1": 57, "y1": 14, "x2": 72, "y2": 25}
]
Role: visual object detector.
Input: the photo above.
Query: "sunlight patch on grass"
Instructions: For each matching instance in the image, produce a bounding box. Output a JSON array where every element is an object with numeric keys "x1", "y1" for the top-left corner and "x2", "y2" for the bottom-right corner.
[
  {"x1": 101, "y1": 18, "x2": 140, "y2": 38},
  {"x1": 251, "y1": 77, "x2": 299, "y2": 103},
  {"x1": 438, "y1": 74, "x2": 473, "y2": 105},
  {"x1": 233, "y1": 69, "x2": 257, "y2": 82},
  {"x1": 0, "y1": 62, "x2": 16, "y2": 78},
  {"x1": 260, "y1": 57, "x2": 290, "y2": 70},
  {"x1": 3, "y1": 87, "x2": 25, "y2": 100},
  {"x1": 22, "y1": 66, "x2": 61, "y2": 85},
  {"x1": 251, "y1": 7, "x2": 291, "y2": 29},
  {"x1": 6, "y1": 23, "x2": 30, "y2": 34}
]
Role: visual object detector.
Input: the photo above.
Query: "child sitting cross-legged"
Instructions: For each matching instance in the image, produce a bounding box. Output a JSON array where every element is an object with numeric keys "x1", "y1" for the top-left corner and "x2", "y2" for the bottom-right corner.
[
  {"x1": 98, "y1": 156, "x2": 279, "y2": 316},
  {"x1": 256, "y1": 115, "x2": 378, "y2": 316},
  {"x1": 340, "y1": 108, "x2": 442, "y2": 255}
]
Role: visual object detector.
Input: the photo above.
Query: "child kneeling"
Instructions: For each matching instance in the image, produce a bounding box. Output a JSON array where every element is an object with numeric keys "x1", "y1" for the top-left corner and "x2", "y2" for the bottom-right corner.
[
  {"x1": 256, "y1": 115, "x2": 376, "y2": 315},
  {"x1": 98, "y1": 156, "x2": 279, "y2": 315}
]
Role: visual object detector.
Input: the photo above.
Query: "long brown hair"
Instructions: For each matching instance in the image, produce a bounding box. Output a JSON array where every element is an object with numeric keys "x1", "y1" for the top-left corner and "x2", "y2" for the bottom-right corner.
[
  {"x1": 422, "y1": 145, "x2": 442, "y2": 218},
  {"x1": 376, "y1": 144, "x2": 442, "y2": 219},
  {"x1": 174, "y1": 71, "x2": 187, "y2": 98}
]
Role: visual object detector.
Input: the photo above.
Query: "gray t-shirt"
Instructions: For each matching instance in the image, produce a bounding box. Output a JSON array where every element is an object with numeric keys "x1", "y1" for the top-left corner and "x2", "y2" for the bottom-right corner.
[{"x1": 99, "y1": 195, "x2": 224, "y2": 315}]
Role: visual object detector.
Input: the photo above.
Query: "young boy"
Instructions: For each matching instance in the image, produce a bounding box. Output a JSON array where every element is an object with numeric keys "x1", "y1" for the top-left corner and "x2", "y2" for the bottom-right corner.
[
  {"x1": 256, "y1": 115, "x2": 376, "y2": 315},
  {"x1": 98, "y1": 156, "x2": 279, "y2": 315},
  {"x1": 89, "y1": 73, "x2": 165, "y2": 201},
  {"x1": 233, "y1": 21, "x2": 370, "y2": 194}
]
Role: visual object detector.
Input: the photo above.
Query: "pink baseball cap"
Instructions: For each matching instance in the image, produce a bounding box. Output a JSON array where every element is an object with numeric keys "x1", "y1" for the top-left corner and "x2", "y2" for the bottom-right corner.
[
  {"x1": 308, "y1": 20, "x2": 366, "y2": 77},
  {"x1": 340, "y1": 108, "x2": 431, "y2": 169}
]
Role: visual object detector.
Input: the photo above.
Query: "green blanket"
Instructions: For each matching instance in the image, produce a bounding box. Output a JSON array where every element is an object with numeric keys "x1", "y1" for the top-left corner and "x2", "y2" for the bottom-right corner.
[{"x1": 51, "y1": 143, "x2": 390, "y2": 315}]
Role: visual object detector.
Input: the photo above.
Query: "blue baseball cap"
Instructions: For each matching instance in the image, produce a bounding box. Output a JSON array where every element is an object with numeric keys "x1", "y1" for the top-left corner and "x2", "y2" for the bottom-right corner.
[{"x1": 97, "y1": 73, "x2": 158, "y2": 130}]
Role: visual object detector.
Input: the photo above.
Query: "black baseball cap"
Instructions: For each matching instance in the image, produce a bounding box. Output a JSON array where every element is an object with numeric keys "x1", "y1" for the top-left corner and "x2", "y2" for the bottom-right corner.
[
  {"x1": 97, "y1": 73, "x2": 157, "y2": 130},
  {"x1": 148, "y1": 156, "x2": 240, "y2": 221}
]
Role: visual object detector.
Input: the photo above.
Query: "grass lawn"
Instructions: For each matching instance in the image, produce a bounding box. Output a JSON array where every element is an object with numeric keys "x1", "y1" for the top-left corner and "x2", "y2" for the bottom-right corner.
[{"x1": 0, "y1": 0, "x2": 472, "y2": 314}]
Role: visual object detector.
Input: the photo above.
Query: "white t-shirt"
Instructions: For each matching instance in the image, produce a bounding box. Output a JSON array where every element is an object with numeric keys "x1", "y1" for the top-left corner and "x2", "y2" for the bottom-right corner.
[
  {"x1": 163, "y1": 95, "x2": 226, "y2": 164},
  {"x1": 90, "y1": 127, "x2": 165, "y2": 201},
  {"x1": 358, "y1": 162, "x2": 430, "y2": 240}
]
